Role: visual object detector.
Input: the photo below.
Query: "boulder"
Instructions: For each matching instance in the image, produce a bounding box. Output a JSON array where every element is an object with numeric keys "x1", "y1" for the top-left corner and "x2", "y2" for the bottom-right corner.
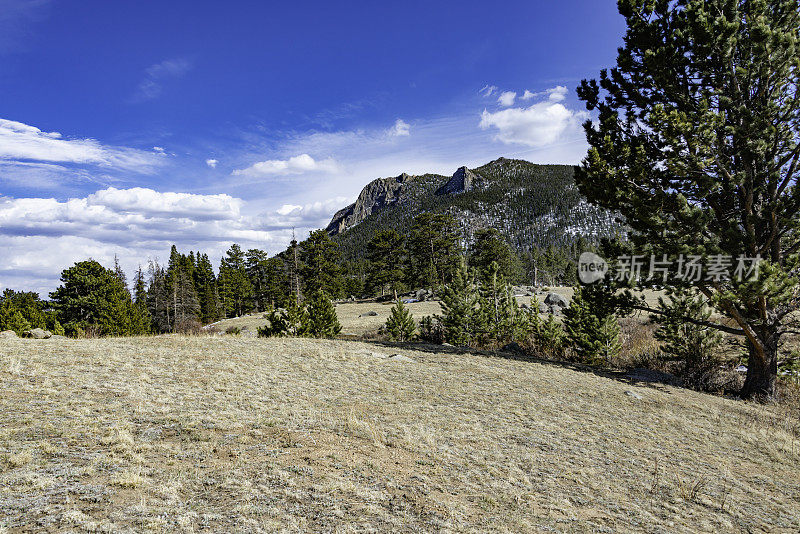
[
  {"x1": 359, "y1": 311, "x2": 379, "y2": 317},
  {"x1": 544, "y1": 293, "x2": 569, "y2": 308},
  {"x1": 23, "y1": 328, "x2": 51, "y2": 339},
  {"x1": 388, "y1": 354, "x2": 415, "y2": 363},
  {"x1": 538, "y1": 302, "x2": 549, "y2": 314},
  {"x1": 48, "y1": 335, "x2": 68, "y2": 340},
  {"x1": 0, "y1": 330, "x2": 18, "y2": 339}
]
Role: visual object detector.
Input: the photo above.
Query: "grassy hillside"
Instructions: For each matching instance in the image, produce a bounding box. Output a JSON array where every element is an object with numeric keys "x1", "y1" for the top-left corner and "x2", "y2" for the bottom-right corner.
[{"x1": 1, "y1": 335, "x2": 798, "y2": 532}]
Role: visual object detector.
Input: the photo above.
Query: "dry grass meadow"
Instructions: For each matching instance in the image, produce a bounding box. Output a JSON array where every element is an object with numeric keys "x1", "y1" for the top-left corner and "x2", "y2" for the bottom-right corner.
[{"x1": 2, "y1": 324, "x2": 799, "y2": 532}]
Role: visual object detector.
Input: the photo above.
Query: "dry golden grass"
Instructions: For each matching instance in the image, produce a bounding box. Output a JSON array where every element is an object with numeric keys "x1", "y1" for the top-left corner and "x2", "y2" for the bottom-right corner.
[{"x1": 1, "y1": 334, "x2": 799, "y2": 533}]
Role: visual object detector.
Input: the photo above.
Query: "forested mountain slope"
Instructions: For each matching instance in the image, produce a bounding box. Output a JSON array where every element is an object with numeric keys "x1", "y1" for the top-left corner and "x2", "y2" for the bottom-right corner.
[{"x1": 327, "y1": 158, "x2": 623, "y2": 261}]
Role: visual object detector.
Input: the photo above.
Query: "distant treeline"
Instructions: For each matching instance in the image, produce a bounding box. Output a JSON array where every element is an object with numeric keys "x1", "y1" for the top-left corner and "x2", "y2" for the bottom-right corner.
[{"x1": 0, "y1": 211, "x2": 594, "y2": 337}]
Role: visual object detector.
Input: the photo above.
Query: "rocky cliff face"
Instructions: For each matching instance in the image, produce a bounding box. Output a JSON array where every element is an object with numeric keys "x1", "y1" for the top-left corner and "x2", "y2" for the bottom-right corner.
[
  {"x1": 435, "y1": 166, "x2": 478, "y2": 195},
  {"x1": 326, "y1": 173, "x2": 412, "y2": 235},
  {"x1": 327, "y1": 167, "x2": 479, "y2": 235}
]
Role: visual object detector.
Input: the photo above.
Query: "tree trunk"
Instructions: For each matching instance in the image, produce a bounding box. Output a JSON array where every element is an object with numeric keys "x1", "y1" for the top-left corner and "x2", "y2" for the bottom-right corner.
[{"x1": 741, "y1": 333, "x2": 778, "y2": 399}]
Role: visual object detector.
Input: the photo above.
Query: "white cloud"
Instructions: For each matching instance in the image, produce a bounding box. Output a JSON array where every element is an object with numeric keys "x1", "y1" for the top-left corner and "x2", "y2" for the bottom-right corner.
[
  {"x1": 0, "y1": 187, "x2": 351, "y2": 295},
  {"x1": 479, "y1": 86, "x2": 586, "y2": 148},
  {"x1": 131, "y1": 58, "x2": 192, "y2": 102},
  {"x1": 479, "y1": 85, "x2": 498, "y2": 97},
  {"x1": 497, "y1": 91, "x2": 516, "y2": 107},
  {"x1": 480, "y1": 101, "x2": 586, "y2": 147},
  {"x1": 231, "y1": 153, "x2": 339, "y2": 178},
  {"x1": 547, "y1": 85, "x2": 568, "y2": 102},
  {"x1": 388, "y1": 119, "x2": 410, "y2": 137},
  {"x1": 205, "y1": 158, "x2": 218, "y2": 168},
  {"x1": 0, "y1": 117, "x2": 163, "y2": 172},
  {"x1": 520, "y1": 86, "x2": 568, "y2": 102}
]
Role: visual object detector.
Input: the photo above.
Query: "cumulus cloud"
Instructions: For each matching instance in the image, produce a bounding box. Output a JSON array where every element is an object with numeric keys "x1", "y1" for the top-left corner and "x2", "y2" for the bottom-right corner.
[
  {"x1": 231, "y1": 153, "x2": 339, "y2": 178},
  {"x1": 0, "y1": 117, "x2": 163, "y2": 172},
  {"x1": 479, "y1": 87, "x2": 586, "y2": 147},
  {"x1": 205, "y1": 158, "x2": 218, "y2": 168},
  {"x1": 131, "y1": 58, "x2": 192, "y2": 102},
  {"x1": 388, "y1": 119, "x2": 410, "y2": 137},
  {"x1": 497, "y1": 91, "x2": 516, "y2": 107},
  {"x1": 0, "y1": 187, "x2": 352, "y2": 295}
]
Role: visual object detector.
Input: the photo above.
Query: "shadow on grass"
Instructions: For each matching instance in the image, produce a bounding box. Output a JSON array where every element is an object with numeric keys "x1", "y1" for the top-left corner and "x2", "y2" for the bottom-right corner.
[{"x1": 358, "y1": 338, "x2": 681, "y2": 394}]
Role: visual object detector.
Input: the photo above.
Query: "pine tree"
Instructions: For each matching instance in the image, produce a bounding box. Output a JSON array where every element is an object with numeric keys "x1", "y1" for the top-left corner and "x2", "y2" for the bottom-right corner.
[
  {"x1": 300, "y1": 230, "x2": 344, "y2": 298},
  {"x1": 130, "y1": 266, "x2": 151, "y2": 334},
  {"x1": 439, "y1": 260, "x2": 483, "y2": 346},
  {"x1": 469, "y1": 228, "x2": 521, "y2": 285},
  {"x1": 219, "y1": 244, "x2": 253, "y2": 317},
  {"x1": 259, "y1": 294, "x2": 310, "y2": 337},
  {"x1": 652, "y1": 289, "x2": 723, "y2": 390},
  {"x1": 408, "y1": 212, "x2": 462, "y2": 289},
  {"x1": 0, "y1": 307, "x2": 30, "y2": 335},
  {"x1": 306, "y1": 290, "x2": 342, "y2": 338},
  {"x1": 365, "y1": 229, "x2": 406, "y2": 297},
  {"x1": 385, "y1": 298, "x2": 416, "y2": 341},
  {"x1": 575, "y1": 0, "x2": 800, "y2": 397},
  {"x1": 563, "y1": 284, "x2": 621, "y2": 365}
]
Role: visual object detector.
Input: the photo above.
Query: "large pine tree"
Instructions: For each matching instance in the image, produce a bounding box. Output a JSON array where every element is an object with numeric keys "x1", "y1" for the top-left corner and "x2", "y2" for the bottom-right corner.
[{"x1": 576, "y1": 0, "x2": 800, "y2": 398}]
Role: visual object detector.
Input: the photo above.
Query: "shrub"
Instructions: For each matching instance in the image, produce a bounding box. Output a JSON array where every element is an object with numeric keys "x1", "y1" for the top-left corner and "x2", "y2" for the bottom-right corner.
[
  {"x1": 225, "y1": 326, "x2": 241, "y2": 335},
  {"x1": 418, "y1": 316, "x2": 445, "y2": 344},
  {"x1": 175, "y1": 319, "x2": 203, "y2": 335}
]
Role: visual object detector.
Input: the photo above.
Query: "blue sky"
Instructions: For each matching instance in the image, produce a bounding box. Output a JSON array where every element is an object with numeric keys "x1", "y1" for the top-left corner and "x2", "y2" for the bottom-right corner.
[{"x1": 0, "y1": 0, "x2": 626, "y2": 294}]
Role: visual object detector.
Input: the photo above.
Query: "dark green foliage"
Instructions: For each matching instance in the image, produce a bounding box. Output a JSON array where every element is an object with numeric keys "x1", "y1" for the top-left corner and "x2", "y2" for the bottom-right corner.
[
  {"x1": 366, "y1": 229, "x2": 406, "y2": 297},
  {"x1": 0, "y1": 289, "x2": 60, "y2": 335},
  {"x1": 300, "y1": 230, "x2": 344, "y2": 299},
  {"x1": 408, "y1": 213, "x2": 462, "y2": 289},
  {"x1": 439, "y1": 261, "x2": 484, "y2": 346},
  {"x1": 576, "y1": 0, "x2": 800, "y2": 397},
  {"x1": 194, "y1": 253, "x2": 222, "y2": 324},
  {"x1": 563, "y1": 284, "x2": 622, "y2": 365},
  {"x1": 385, "y1": 299, "x2": 416, "y2": 341},
  {"x1": 131, "y1": 267, "x2": 151, "y2": 335},
  {"x1": 479, "y1": 262, "x2": 529, "y2": 345},
  {"x1": 0, "y1": 306, "x2": 30, "y2": 335},
  {"x1": 469, "y1": 228, "x2": 521, "y2": 285},
  {"x1": 534, "y1": 312, "x2": 565, "y2": 358},
  {"x1": 259, "y1": 295, "x2": 310, "y2": 338},
  {"x1": 306, "y1": 291, "x2": 342, "y2": 338},
  {"x1": 219, "y1": 244, "x2": 253, "y2": 317},
  {"x1": 418, "y1": 315, "x2": 445, "y2": 344},
  {"x1": 652, "y1": 290, "x2": 723, "y2": 391},
  {"x1": 50, "y1": 260, "x2": 139, "y2": 337}
]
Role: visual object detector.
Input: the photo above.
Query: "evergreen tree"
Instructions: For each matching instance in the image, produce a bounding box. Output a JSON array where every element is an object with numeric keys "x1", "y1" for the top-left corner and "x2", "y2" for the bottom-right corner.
[
  {"x1": 563, "y1": 284, "x2": 622, "y2": 365},
  {"x1": 299, "y1": 230, "x2": 344, "y2": 298},
  {"x1": 130, "y1": 266, "x2": 151, "y2": 334},
  {"x1": 50, "y1": 260, "x2": 137, "y2": 336},
  {"x1": 0, "y1": 306, "x2": 30, "y2": 335},
  {"x1": 385, "y1": 298, "x2": 416, "y2": 341},
  {"x1": 245, "y1": 248, "x2": 270, "y2": 311},
  {"x1": 652, "y1": 289, "x2": 723, "y2": 390},
  {"x1": 259, "y1": 294, "x2": 310, "y2": 337},
  {"x1": 469, "y1": 228, "x2": 521, "y2": 285},
  {"x1": 195, "y1": 253, "x2": 221, "y2": 323},
  {"x1": 408, "y1": 212, "x2": 461, "y2": 289},
  {"x1": 365, "y1": 229, "x2": 406, "y2": 297},
  {"x1": 439, "y1": 260, "x2": 484, "y2": 346},
  {"x1": 218, "y1": 244, "x2": 253, "y2": 317},
  {"x1": 306, "y1": 290, "x2": 342, "y2": 338},
  {"x1": 575, "y1": 0, "x2": 800, "y2": 397}
]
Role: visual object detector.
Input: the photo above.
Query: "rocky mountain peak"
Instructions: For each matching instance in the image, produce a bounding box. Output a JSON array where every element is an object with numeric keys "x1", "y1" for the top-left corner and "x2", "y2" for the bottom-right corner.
[{"x1": 435, "y1": 166, "x2": 477, "y2": 196}]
